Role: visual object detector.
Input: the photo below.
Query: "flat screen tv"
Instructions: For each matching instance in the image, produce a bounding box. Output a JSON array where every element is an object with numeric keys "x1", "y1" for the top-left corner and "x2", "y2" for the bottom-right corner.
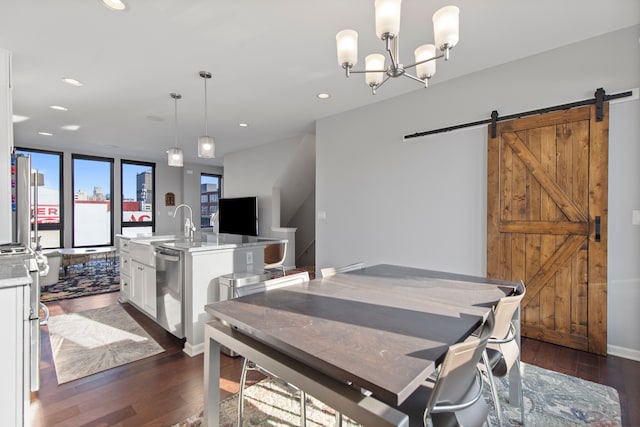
[{"x1": 218, "y1": 196, "x2": 258, "y2": 236}]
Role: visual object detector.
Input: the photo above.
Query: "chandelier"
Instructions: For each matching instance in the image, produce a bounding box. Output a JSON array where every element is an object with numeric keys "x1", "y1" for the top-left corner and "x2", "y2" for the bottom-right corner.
[{"x1": 336, "y1": 0, "x2": 459, "y2": 94}]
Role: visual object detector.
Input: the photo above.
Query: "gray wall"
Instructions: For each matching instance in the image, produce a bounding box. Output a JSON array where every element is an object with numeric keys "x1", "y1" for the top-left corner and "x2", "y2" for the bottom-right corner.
[
  {"x1": 223, "y1": 134, "x2": 315, "y2": 238},
  {"x1": 316, "y1": 25, "x2": 640, "y2": 359},
  {"x1": 170, "y1": 162, "x2": 224, "y2": 234}
]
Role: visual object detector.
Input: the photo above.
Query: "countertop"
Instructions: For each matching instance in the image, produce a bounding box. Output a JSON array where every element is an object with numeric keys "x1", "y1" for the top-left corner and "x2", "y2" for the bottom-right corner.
[
  {"x1": 118, "y1": 233, "x2": 286, "y2": 254},
  {"x1": 156, "y1": 235, "x2": 286, "y2": 253},
  {"x1": 0, "y1": 259, "x2": 33, "y2": 289}
]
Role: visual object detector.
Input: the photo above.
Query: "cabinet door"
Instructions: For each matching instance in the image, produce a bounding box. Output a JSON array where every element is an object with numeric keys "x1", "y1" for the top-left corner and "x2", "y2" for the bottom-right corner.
[
  {"x1": 141, "y1": 266, "x2": 157, "y2": 317},
  {"x1": 131, "y1": 260, "x2": 144, "y2": 307},
  {"x1": 120, "y1": 272, "x2": 131, "y2": 301}
]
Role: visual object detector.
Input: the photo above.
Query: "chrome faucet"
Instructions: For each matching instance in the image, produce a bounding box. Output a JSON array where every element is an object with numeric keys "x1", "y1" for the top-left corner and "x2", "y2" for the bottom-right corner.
[{"x1": 173, "y1": 204, "x2": 195, "y2": 240}]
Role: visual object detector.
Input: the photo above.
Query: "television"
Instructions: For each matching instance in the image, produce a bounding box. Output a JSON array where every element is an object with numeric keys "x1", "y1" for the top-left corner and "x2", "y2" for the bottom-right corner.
[{"x1": 218, "y1": 196, "x2": 258, "y2": 236}]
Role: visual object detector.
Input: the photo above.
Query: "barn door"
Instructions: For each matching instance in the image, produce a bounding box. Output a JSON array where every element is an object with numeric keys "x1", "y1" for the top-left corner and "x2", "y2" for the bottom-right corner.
[{"x1": 487, "y1": 104, "x2": 608, "y2": 355}]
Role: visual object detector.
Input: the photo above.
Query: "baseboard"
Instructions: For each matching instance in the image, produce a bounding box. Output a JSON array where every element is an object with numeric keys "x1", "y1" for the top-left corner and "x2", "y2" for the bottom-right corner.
[
  {"x1": 607, "y1": 344, "x2": 640, "y2": 362},
  {"x1": 183, "y1": 342, "x2": 204, "y2": 357}
]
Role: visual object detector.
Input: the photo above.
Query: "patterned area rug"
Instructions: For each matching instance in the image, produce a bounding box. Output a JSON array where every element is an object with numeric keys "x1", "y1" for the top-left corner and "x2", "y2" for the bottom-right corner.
[
  {"x1": 41, "y1": 259, "x2": 120, "y2": 302},
  {"x1": 173, "y1": 362, "x2": 621, "y2": 426},
  {"x1": 47, "y1": 304, "x2": 164, "y2": 384}
]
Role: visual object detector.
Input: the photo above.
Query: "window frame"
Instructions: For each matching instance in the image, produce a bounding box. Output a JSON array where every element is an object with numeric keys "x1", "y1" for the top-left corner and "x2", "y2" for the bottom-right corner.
[
  {"x1": 71, "y1": 153, "x2": 115, "y2": 248},
  {"x1": 120, "y1": 159, "x2": 156, "y2": 233},
  {"x1": 200, "y1": 173, "x2": 222, "y2": 228}
]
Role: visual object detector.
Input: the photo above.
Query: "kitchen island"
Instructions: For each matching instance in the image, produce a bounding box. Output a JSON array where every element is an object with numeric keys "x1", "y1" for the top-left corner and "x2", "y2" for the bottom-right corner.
[{"x1": 116, "y1": 233, "x2": 286, "y2": 356}]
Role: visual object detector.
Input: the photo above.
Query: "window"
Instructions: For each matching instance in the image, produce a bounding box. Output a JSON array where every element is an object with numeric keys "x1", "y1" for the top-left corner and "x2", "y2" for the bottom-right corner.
[
  {"x1": 121, "y1": 160, "x2": 155, "y2": 237},
  {"x1": 72, "y1": 154, "x2": 114, "y2": 247},
  {"x1": 15, "y1": 148, "x2": 63, "y2": 249},
  {"x1": 200, "y1": 173, "x2": 222, "y2": 227}
]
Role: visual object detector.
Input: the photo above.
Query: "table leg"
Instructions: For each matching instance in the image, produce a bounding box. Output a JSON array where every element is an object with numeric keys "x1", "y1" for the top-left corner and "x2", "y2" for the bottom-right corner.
[
  {"x1": 204, "y1": 323, "x2": 221, "y2": 427},
  {"x1": 509, "y1": 305, "x2": 523, "y2": 423}
]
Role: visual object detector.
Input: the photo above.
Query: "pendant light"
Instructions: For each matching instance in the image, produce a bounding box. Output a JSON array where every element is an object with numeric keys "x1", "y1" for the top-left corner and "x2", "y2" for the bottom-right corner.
[
  {"x1": 197, "y1": 71, "x2": 215, "y2": 158},
  {"x1": 167, "y1": 93, "x2": 184, "y2": 167}
]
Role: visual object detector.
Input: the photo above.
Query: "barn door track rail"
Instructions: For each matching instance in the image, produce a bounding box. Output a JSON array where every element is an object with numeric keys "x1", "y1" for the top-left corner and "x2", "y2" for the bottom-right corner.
[{"x1": 403, "y1": 88, "x2": 632, "y2": 141}]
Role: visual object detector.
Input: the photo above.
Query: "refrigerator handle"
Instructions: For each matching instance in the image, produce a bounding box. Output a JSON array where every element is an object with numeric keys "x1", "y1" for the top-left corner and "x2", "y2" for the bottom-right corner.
[
  {"x1": 39, "y1": 302, "x2": 49, "y2": 326},
  {"x1": 32, "y1": 168, "x2": 39, "y2": 251}
]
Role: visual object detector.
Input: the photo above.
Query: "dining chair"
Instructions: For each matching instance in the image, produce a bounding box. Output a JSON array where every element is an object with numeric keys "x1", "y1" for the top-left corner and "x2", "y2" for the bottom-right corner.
[
  {"x1": 237, "y1": 272, "x2": 310, "y2": 426},
  {"x1": 320, "y1": 262, "x2": 365, "y2": 278},
  {"x1": 263, "y1": 241, "x2": 288, "y2": 278},
  {"x1": 481, "y1": 281, "x2": 526, "y2": 427},
  {"x1": 397, "y1": 310, "x2": 495, "y2": 427}
]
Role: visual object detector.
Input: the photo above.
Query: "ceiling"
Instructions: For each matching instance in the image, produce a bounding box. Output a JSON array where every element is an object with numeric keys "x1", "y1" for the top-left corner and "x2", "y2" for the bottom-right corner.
[{"x1": 1, "y1": 1, "x2": 638, "y2": 167}]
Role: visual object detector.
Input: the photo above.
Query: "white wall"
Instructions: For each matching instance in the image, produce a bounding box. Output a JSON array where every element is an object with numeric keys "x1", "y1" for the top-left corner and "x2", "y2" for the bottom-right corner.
[
  {"x1": 0, "y1": 49, "x2": 12, "y2": 242},
  {"x1": 316, "y1": 25, "x2": 640, "y2": 358}
]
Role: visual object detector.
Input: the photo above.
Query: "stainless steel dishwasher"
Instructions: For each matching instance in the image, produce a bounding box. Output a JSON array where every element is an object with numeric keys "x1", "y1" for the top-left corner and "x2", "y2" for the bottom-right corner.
[{"x1": 155, "y1": 246, "x2": 184, "y2": 338}]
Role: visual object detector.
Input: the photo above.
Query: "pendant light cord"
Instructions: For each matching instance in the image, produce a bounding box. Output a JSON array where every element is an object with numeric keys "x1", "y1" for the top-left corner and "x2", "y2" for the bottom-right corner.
[
  {"x1": 174, "y1": 96, "x2": 179, "y2": 148},
  {"x1": 204, "y1": 77, "x2": 208, "y2": 135}
]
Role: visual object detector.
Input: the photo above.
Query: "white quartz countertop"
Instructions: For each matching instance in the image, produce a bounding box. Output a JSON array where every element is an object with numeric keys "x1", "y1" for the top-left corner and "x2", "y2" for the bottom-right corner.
[
  {"x1": 0, "y1": 260, "x2": 33, "y2": 289},
  {"x1": 118, "y1": 233, "x2": 286, "y2": 253},
  {"x1": 156, "y1": 236, "x2": 286, "y2": 253}
]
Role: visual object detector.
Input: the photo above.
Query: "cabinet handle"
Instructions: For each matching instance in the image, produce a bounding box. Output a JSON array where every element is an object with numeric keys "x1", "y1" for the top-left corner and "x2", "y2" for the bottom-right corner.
[{"x1": 595, "y1": 216, "x2": 601, "y2": 242}]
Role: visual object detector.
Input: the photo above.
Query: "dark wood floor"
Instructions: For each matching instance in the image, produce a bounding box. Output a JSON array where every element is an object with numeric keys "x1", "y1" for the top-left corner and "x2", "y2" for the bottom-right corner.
[{"x1": 32, "y1": 292, "x2": 640, "y2": 427}]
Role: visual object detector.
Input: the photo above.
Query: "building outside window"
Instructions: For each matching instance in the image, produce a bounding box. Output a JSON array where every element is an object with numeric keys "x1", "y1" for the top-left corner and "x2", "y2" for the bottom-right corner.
[{"x1": 200, "y1": 173, "x2": 222, "y2": 227}]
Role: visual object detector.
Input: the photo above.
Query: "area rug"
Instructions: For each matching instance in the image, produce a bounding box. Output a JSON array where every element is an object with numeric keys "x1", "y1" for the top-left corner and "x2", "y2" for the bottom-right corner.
[
  {"x1": 173, "y1": 362, "x2": 621, "y2": 426},
  {"x1": 47, "y1": 304, "x2": 164, "y2": 384},
  {"x1": 41, "y1": 259, "x2": 120, "y2": 302}
]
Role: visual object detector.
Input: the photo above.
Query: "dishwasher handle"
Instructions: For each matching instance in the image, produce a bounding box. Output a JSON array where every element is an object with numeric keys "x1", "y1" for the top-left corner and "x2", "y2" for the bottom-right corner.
[{"x1": 156, "y1": 251, "x2": 181, "y2": 262}]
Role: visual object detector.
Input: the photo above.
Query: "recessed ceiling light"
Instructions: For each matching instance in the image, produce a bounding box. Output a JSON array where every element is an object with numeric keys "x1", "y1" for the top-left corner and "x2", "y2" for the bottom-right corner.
[
  {"x1": 38, "y1": 132, "x2": 53, "y2": 136},
  {"x1": 50, "y1": 105, "x2": 68, "y2": 111},
  {"x1": 12, "y1": 115, "x2": 29, "y2": 123},
  {"x1": 62, "y1": 77, "x2": 83, "y2": 87},
  {"x1": 62, "y1": 125, "x2": 80, "y2": 131},
  {"x1": 317, "y1": 93, "x2": 331, "y2": 99},
  {"x1": 239, "y1": 123, "x2": 249, "y2": 128},
  {"x1": 102, "y1": 0, "x2": 126, "y2": 11}
]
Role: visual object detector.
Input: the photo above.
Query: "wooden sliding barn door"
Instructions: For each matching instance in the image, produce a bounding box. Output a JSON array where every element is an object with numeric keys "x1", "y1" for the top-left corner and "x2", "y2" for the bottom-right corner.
[{"x1": 487, "y1": 104, "x2": 608, "y2": 355}]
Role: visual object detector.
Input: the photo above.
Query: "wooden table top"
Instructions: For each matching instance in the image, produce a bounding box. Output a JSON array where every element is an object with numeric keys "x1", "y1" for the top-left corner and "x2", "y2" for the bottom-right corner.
[{"x1": 205, "y1": 264, "x2": 517, "y2": 405}]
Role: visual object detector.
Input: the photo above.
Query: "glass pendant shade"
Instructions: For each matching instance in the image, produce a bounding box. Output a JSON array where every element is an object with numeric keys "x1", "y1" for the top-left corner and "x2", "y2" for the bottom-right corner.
[
  {"x1": 336, "y1": 30, "x2": 358, "y2": 67},
  {"x1": 167, "y1": 147, "x2": 183, "y2": 167},
  {"x1": 414, "y1": 44, "x2": 437, "y2": 80},
  {"x1": 375, "y1": 0, "x2": 401, "y2": 38},
  {"x1": 433, "y1": 5, "x2": 459, "y2": 51},
  {"x1": 198, "y1": 135, "x2": 215, "y2": 158},
  {"x1": 365, "y1": 53, "x2": 385, "y2": 86}
]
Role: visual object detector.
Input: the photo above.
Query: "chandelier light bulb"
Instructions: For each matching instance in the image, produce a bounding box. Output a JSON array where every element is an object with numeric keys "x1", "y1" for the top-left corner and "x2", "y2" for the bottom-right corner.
[
  {"x1": 414, "y1": 44, "x2": 437, "y2": 81},
  {"x1": 336, "y1": 30, "x2": 359, "y2": 67},
  {"x1": 433, "y1": 5, "x2": 460, "y2": 52},
  {"x1": 375, "y1": 0, "x2": 402, "y2": 39},
  {"x1": 365, "y1": 54, "x2": 385, "y2": 87}
]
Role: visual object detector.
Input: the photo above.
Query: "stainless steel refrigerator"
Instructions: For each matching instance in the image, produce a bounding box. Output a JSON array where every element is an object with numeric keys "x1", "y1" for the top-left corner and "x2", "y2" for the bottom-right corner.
[{"x1": 12, "y1": 154, "x2": 41, "y2": 249}]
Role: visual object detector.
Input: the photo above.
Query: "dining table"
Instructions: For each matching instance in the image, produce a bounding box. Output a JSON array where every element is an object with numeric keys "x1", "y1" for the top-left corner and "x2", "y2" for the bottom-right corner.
[{"x1": 202, "y1": 264, "x2": 520, "y2": 426}]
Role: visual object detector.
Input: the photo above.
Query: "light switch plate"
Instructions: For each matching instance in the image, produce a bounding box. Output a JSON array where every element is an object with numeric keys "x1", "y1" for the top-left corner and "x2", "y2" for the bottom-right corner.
[
  {"x1": 246, "y1": 252, "x2": 253, "y2": 265},
  {"x1": 632, "y1": 210, "x2": 640, "y2": 225}
]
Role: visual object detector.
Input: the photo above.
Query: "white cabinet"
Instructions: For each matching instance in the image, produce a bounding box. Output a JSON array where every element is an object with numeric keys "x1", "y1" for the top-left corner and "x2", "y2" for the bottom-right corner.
[
  {"x1": 131, "y1": 260, "x2": 156, "y2": 318},
  {"x1": 117, "y1": 236, "x2": 132, "y2": 302},
  {"x1": 0, "y1": 275, "x2": 30, "y2": 427}
]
